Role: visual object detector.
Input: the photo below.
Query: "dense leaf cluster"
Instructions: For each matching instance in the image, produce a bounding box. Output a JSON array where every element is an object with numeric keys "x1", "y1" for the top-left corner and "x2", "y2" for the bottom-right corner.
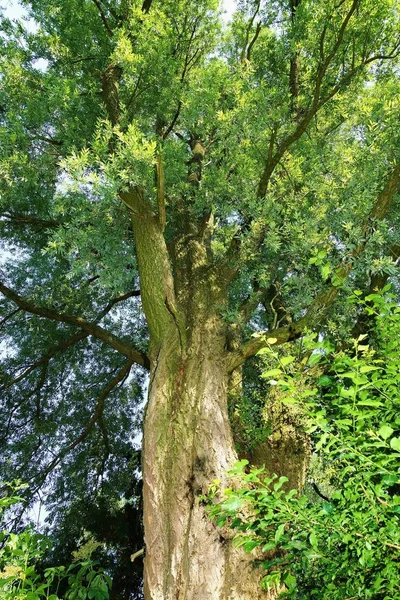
[
  {"x1": 209, "y1": 295, "x2": 400, "y2": 598},
  {"x1": 0, "y1": 489, "x2": 111, "y2": 600}
]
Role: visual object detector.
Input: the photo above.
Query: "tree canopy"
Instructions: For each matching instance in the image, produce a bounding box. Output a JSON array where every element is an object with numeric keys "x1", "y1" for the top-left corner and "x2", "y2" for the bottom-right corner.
[{"x1": 0, "y1": 0, "x2": 400, "y2": 598}]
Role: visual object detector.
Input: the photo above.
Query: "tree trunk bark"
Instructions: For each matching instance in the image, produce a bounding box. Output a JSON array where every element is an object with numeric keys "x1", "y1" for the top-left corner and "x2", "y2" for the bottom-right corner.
[
  {"x1": 250, "y1": 397, "x2": 311, "y2": 494},
  {"x1": 126, "y1": 193, "x2": 275, "y2": 598},
  {"x1": 142, "y1": 317, "x2": 272, "y2": 599}
]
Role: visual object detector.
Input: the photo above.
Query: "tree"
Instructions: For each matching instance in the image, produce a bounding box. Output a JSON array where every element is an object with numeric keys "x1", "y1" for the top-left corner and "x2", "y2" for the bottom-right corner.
[{"x1": 0, "y1": 0, "x2": 399, "y2": 598}]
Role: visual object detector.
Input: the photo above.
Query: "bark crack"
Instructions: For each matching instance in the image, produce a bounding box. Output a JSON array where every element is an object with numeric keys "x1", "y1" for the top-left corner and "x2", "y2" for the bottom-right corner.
[{"x1": 164, "y1": 296, "x2": 184, "y2": 353}]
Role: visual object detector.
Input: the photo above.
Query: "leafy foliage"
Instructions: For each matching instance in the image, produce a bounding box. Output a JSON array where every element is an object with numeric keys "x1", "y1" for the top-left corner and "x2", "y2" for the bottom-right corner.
[
  {"x1": 208, "y1": 295, "x2": 400, "y2": 598},
  {"x1": 0, "y1": 489, "x2": 111, "y2": 600}
]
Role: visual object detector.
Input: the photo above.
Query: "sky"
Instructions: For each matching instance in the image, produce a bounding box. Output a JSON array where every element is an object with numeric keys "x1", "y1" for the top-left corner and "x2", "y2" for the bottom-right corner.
[{"x1": 1, "y1": 0, "x2": 38, "y2": 32}]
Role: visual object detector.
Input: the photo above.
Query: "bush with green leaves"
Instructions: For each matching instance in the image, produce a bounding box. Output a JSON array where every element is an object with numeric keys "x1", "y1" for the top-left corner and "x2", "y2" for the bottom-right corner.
[
  {"x1": 0, "y1": 490, "x2": 111, "y2": 600},
  {"x1": 208, "y1": 294, "x2": 400, "y2": 599}
]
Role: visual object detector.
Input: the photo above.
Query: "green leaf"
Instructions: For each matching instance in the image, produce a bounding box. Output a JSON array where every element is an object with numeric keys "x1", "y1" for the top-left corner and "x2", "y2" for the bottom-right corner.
[
  {"x1": 321, "y1": 502, "x2": 333, "y2": 515},
  {"x1": 359, "y1": 365, "x2": 380, "y2": 373},
  {"x1": 261, "y1": 571, "x2": 281, "y2": 591},
  {"x1": 280, "y1": 396, "x2": 299, "y2": 405},
  {"x1": 316, "y1": 432, "x2": 329, "y2": 450},
  {"x1": 222, "y1": 496, "x2": 243, "y2": 512},
  {"x1": 230, "y1": 460, "x2": 249, "y2": 474},
  {"x1": 358, "y1": 400, "x2": 383, "y2": 407},
  {"x1": 244, "y1": 539, "x2": 260, "y2": 552},
  {"x1": 280, "y1": 355, "x2": 295, "y2": 367},
  {"x1": 261, "y1": 368, "x2": 282, "y2": 379},
  {"x1": 321, "y1": 263, "x2": 331, "y2": 280},
  {"x1": 274, "y1": 476, "x2": 289, "y2": 491},
  {"x1": 275, "y1": 523, "x2": 286, "y2": 544},
  {"x1": 378, "y1": 425, "x2": 394, "y2": 440},
  {"x1": 284, "y1": 573, "x2": 297, "y2": 591},
  {"x1": 308, "y1": 353, "x2": 323, "y2": 366},
  {"x1": 390, "y1": 438, "x2": 400, "y2": 452},
  {"x1": 309, "y1": 531, "x2": 318, "y2": 548}
]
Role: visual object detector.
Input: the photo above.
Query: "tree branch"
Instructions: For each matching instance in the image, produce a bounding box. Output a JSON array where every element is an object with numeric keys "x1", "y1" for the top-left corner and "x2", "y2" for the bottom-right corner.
[
  {"x1": 31, "y1": 360, "x2": 133, "y2": 492},
  {"x1": 162, "y1": 101, "x2": 182, "y2": 139},
  {"x1": 91, "y1": 0, "x2": 114, "y2": 38},
  {"x1": 246, "y1": 21, "x2": 262, "y2": 62},
  {"x1": 97, "y1": 289, "x2": 141, "y2": 319},
  {"x1": 120, "y1": 188, "x2": 182, "y2": 347},
  {"x1": 0, "y1": 212, "x2": 60, "y2": 229},
  {"x1": 30, "y1": 133, "x2": 63, "y2": 147},
  {"x1": 0, "y1": 282, "x2": 150, "y2": 369},
  {"x1": 289, "y1": 1, "x2": 302, "y2": 115},
  {"x1": 1, "y1": 364, "x2": 49, "y2": 444},
  {"x1": 311, "y1": 480, "x2": 331, "y2": 502},
  {"x1": 141, "y1": 0, "x2": 153, "y2": 14},
  {"x1": 101, "y1": 63, "x2": 122, "y2": 126},
  {"x1": 256, "y1": 0, "x2": 366, "y2": 198},
  {"x1": 0, "y1": 308, "x2": 21, "y2": 331},
  {"x1": 0, "y1": 330, "x2": 89, "y2": 394},
  {"x1": 227, "y1": 163, "x2": 400, "y2": 371},
  {"x1": 240, "y1": 0, "x2": 261, "y2": 63},
  {"x1": 236, "y1": 284, "x2": 270, "y2": 329}
]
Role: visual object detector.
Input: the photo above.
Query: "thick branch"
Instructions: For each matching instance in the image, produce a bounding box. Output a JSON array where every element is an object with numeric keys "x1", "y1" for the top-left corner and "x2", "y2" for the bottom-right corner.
[
  {"x1": 141, "y1": 0, "x2": 153, "y2": 14},
  {"x1": 228, "y1": 164, "x2": 400, "y2": 371},
  {"x1": 246, "y1": 22, "x2": 262, "y2": 62},
  {"x1": 121, "y1": 188, "x2": 181, "y2": 348},
  {"x1": 100, "y1": 0, "x2": 154, "y2": 126},
  {"x1": 289, "y1": 0, "x2": 301, "y2": 115},
  {"x1": 101, "y1": 64, "x2": 122, "y2": 125},
  {"x1": 240, "y1": 0, "x2": 261, "y2": 63},
  {"x1": 0, "y1": 281, "x2": 149, "y2": 368}
]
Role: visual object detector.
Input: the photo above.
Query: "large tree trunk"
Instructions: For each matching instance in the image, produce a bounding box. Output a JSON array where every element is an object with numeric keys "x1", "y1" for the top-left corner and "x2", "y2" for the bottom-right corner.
[
  {"x1": 142, "y1": 316, "x2": 272, "y2": 599},
  {"x1": 125, "y1": 192, "x2": 274, "y2": 598}
]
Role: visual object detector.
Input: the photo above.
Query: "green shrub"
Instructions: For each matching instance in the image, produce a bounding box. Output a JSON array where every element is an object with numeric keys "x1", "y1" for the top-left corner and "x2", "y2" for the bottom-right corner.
[
  {"x1": 0, "y1": 490, "x2": 111, "y2": 600},
  {"x1": 209, "y1": 294, "x2": 400, "y2": 599}
]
